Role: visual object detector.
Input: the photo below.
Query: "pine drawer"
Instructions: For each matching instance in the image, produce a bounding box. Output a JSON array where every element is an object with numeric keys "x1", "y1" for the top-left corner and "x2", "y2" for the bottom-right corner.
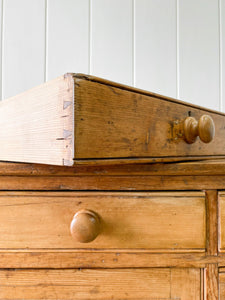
[{"x1": 0, "y1": 191, "x2": 206, "y2": 251}]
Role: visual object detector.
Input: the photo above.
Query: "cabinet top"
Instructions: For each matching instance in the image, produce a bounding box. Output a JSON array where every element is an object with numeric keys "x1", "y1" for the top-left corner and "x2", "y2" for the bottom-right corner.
[
  {"x1": 0, "y1": 73, "x2": 224, "y2": 166},
  {"x1": 0, "y1": 158, "x2": 224, "y2": 176}
]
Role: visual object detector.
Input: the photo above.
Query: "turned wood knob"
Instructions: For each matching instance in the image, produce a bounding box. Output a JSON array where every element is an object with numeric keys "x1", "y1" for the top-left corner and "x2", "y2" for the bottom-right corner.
[
  {"x1": 70, "y1": 210, "x2": 101, "y2": 243},
  {"x1": 184, "y1": 115, "x2": 215, "y2": 144}
]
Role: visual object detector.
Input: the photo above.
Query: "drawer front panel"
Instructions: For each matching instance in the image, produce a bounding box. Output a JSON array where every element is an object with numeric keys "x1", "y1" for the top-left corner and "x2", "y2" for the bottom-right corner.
[
  {"x1": 0, "y1": 268, "x2": 201, "y2": 299},
  {"x1": 75, "y1": 78, "x2": 225, "y2": 161},
  {"x1": 218, "y1": 192, "x2": 225, "y2": 252},
  {"x1": 0, "y1": 191, "x2": 206, "y2": 250}
]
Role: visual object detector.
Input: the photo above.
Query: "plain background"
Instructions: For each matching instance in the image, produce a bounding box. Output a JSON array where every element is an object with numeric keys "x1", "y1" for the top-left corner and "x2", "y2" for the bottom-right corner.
[{"x1": 0, "y1": 0, "x2": 224, "y2": 111}]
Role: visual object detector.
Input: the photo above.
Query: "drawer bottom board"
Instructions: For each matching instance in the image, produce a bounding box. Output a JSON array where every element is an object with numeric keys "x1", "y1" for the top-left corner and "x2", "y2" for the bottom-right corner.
[{"x1": 0, "y1": 268, "x2": 201, "y2": 299}]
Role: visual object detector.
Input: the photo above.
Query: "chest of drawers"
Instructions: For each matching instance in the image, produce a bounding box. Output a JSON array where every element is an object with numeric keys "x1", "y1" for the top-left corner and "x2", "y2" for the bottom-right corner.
[
  {"x1": 0, "y1": 74, "x2": 225, "y2": 299},
  {"x1": 0, "y1": 160, "x2": 223, "y2": 299}
]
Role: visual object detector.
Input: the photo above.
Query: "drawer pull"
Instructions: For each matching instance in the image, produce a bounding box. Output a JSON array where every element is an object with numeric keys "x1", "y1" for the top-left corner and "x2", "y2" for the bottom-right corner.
[
  {"x1": 70, "y1": 210, "x2": 101, "y2": 243},
  {"x1": 184, "y1": 115, "x2": 215, "y2": 144}
]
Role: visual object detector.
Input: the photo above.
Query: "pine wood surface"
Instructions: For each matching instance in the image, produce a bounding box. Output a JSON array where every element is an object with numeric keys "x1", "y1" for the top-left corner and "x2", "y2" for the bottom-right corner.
[
  {"x1": 0, "y1": 268, "x2": 201, "y2": 300},
  {"x1": 0, "y1": 73, "x2": 223, "y2": 298},
  {"x1": 74, "y1": 76, "x2": 225, "y2": 161},
  {"x1": 1, "y1": 174, "x2": 225, "y2": 191},
  {"x1": 0, "y1": 251, "x2": 211, "y2": 269},
  {"x1": 0, "y1": 158, "x2": 225, "y2": 176},
  {"x1": 0, "y1": 73, "x2": 225, "y2": 166},
  {"x1": 0, "y1": 191, "x2": 205, "y2": 250},
  {"x1": 218, "y1": 269, "x2": 225, "y2": 299},
  {"x1": 206, "y1": 191, "x2": 218, "y2": 256},
  {"x1": 217, "y1": 193, "x2": 225, "y2": 253},
  {"x1": 0, "y1": 74, "x2": 74, "y2": 166},
  {"x1": 206, "y1": 264, "x2": 219, "y2": 300}
]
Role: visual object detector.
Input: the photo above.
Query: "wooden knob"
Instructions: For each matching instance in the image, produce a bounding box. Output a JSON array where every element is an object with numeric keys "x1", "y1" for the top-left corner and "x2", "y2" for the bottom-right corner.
[
  {"x1": 70, "y1": 210, "x2": 101, "y2": 243},
  {"x1": 184, "y1": 115, "x2": 215, "y2": 144}
]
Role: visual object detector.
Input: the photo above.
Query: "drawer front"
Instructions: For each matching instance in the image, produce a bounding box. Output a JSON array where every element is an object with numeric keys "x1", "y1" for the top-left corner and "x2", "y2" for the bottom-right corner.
[
  {"x1": 0, "y1": 191, "x2": 206, "y2": 250},
  {"x1": 75, "y1": 77, "x2": 225, "y2": 162},
  {"x1": 0, "y1": 268, "x2": 201, "y2": 299}
]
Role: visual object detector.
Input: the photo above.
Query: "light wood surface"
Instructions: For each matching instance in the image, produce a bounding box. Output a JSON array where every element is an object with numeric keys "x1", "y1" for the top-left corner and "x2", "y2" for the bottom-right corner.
[
  {"x1": 219, "y1": 270, "x2": 225, "y2": 299},
  {"x1": 206, "y1": 190, "x2": 218, "y2": 256},
  {"x1": 0, "y1": 268, "x2": 201, "y2": 300},
  {"x1": 0, "y1": 73, "x2": 225, "y2": 166},
  {"x1": 1, "y1": 174, "x2": 225, "y2": 191},
  {"x1": 217, "y1": 193, "x2": 225, "y2": 252},
  {"x1": 0, "y1": 191, "x2": 205, "y2": 250},
  {"x1": 0, "y1": 74, "x2": 74, "y2": 165},
  {"x1": 206, "y1": 264, "x2": 219, "y2": 300},
  {"x1": 0, "y1": 251, "x2": 213, "y2": 269},
  {"x1": 74, "y1": 76, "x2": 225, "y2": 160},
  {"x1": 0, "y1": 159, "x2": 224, "y2": 176}
]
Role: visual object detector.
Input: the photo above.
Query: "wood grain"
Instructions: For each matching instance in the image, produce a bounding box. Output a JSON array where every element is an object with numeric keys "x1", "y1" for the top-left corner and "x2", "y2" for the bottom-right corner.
[
  {"x1": 0, "y1": 73, "x2": 225, "y2": 166},
  {"x1": 0, "y1": 159, "x2": 225, "y2": 176},
  {"x1": 0, "y1": 74, "x2": 74, "y2": 165},
  {"x1": 171, "y1": 268, "x2": 201, "y2": 299},
  {"x1": 0, "y1": 268, "x2": 201, "y2": 300},
  {"x1": 74, "y1": 77, "x2": 225, "y2": 160},
  {"x1": 0, "y1": 191, "x2": 205, "y2": 250},
  {"x1": 0, "y1": 251, "x2": 213, "y2": 269},
  {"x1": 206, "y1": 190, "x2": 218, "y2": 255},
  {"x1": 0, "y1": 174, "x2": 225, "y2": 191},
  {"x1": 217, "y1": 193, "x2": 225, "y2": 252},
  {"x1": 206, "y1": 264, "x2": 219, "y2": 300},
  {"x1": 220, "y1": 272, "x2": 225, "y2": 299}
]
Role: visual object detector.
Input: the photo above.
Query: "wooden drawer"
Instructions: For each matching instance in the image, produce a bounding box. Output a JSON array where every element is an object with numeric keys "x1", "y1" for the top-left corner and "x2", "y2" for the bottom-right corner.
[
  {"x1": 0, "y1": 191, "x2": 205, "y2": 250},
  {"x1": 0, "y1": 74, "x2": 225, "y2": 166},
  {"x1": 0, "y1": 268, "x2": 201, "y2": 299}
]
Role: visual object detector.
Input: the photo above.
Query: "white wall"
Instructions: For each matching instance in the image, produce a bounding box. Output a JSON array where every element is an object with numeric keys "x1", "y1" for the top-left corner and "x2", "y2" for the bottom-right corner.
[{"x1": 0, "y1": 0, "x2": 224, "y2": 112}]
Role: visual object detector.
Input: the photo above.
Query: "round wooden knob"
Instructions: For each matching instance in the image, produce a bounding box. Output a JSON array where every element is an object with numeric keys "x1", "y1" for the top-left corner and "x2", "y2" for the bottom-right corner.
[
  {"x1": 184, "y1": 115, "x2": 215, "y2": 144},
  {"x1": 70, "y1": 210, "x2": 101, "y2": 243}
]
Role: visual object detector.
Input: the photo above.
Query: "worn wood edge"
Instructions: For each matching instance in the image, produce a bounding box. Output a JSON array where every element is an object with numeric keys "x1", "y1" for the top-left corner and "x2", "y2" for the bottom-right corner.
[
  {"x1": 1, "y1": 159, "x2": 225, "y2": 176},
  {"x1": 0, "y1": 190, "x2": 204, "y2": 197},
  {"x1": 0, "y1": 252, "x2": 218, "y2": 269},
  {"x1": 72, "y1": 156, "x2": 225, "y2": 166},
  {"x1": 72, "y1": 73, "x2": 225, "y2": 117},
  {"x1": 205, "y1": 264, "x2": 219, "y2": 300},
  {"x1": 0, "y1": 74, "x2": 74, "y2": 166},
  {"x1": 0, "y1": 248, "x2": 205, "y2": 253},
  {"x1": 206, "y1": 191, "x2": 218, "y2": 256},
  {"x1": 0, "y1": 175, "x2": 224, "y2": 190},
  {"x1": 201, "y1": 268, "x2": 205, "y2": 300},
  {"x1": 219, "y1": 194, "x2": 222, "y2": 257}
]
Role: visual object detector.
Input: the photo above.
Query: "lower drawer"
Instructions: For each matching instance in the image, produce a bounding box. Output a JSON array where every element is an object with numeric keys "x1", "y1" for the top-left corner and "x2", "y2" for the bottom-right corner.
[
  {"x1": 0, "y1": 268, "x2": 201, "y2": 299},
  {"x1": 0, "y1": 191, "x2": 205, "y2": 250}
]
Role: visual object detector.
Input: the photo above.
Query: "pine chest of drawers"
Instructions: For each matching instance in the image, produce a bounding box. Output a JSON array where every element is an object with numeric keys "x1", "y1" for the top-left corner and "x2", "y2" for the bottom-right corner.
[{"x1": 0, "y1": 74, "x2": 225, "y2": 299}]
